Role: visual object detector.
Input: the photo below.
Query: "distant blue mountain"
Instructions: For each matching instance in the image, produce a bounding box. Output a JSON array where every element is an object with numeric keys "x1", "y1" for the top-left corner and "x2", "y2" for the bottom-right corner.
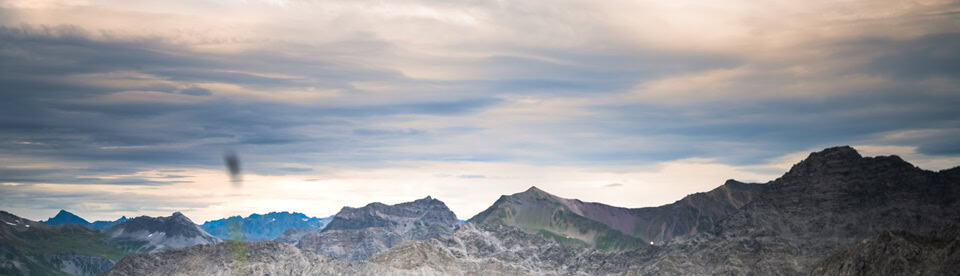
[
  {"x1": 200, "y1": 212, "x2": 332, "y2": 240},
  {"x1": 40, "y1": 210, "x2": 131, "y2": 230},
  {"x1": 90, "y1": 216, "x2": 129, "y2": 230},
  {"x1": 41, "y1": 210, "x2": 90, "y2": 226}
]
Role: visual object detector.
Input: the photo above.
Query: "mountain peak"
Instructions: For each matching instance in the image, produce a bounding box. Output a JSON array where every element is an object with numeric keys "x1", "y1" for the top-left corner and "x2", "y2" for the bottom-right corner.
[
  {"x1": 43, "y1": 209, "x2": 90, "y2": 226},
  {"x1": 723, "y1": 179, "x2": 745, "y2": 186},
  {"x1": 807, "y1": 145, "x2": 861, "y2": 161},
  {"x1": 106, "y1": 212, "x2": 219, "y2": 252},
  {"x1": 784, "y1": 146, "x2": 918, "y2": 180}
]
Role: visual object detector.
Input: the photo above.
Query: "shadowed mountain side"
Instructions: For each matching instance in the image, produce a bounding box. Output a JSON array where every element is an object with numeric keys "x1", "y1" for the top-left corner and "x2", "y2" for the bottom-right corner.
[
  {"x1": 636, "y1": 146, "x2": 960, "y2": 275},
  {"x1": 628, "y1": 179, "x2": 766, "y2": 243}
]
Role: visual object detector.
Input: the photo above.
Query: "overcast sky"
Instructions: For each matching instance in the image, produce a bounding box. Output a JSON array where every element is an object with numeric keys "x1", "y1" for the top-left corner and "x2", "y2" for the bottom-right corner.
[{"x1": 1, "y1": 0, "x2": 959, "y2": 222}]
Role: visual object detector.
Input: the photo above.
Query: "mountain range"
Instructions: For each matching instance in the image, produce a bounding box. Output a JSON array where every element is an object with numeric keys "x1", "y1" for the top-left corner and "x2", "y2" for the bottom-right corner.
[
  {"x1": 200, "y1": 212, "x2": 332, "y2": 241},
  {"x1": 41, "y1": 210, "x2": 129, "y2": 230},
  {"x1": 3, "y1": 145, "x2": 959, "y2": 275}
]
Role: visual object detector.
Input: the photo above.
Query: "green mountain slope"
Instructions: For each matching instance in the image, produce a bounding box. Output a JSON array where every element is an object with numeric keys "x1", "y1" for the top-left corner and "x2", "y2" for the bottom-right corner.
[
  {"x1": 0, "y1": 211, "x2": 148, "y2": 275},
  {"x1": 469, "y1": 187, "x2": 648, "y2": 250}
]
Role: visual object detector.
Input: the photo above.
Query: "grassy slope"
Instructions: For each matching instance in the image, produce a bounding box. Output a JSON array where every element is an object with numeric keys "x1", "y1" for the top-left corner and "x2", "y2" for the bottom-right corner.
[
  {"x1": 0, "y1": 223, "x2": 148, "y2": 275},
  {"x1": 472, "y1": 197, "x2": 647, "y2": 250}
]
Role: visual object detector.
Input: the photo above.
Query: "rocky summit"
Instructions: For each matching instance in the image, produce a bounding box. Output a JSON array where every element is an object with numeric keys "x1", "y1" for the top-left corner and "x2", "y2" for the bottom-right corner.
[
  {"x1": 105, "y1": 212, "x2": 221, "y2": 253},
  {"x1": 294, "y1": 196, "x2": 460, "y2": 260}
]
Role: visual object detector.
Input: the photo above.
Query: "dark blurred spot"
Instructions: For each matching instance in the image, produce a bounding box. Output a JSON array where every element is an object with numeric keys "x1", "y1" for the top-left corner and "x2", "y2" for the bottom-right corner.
[{"x1": 224, "y1": 151, "x2": 242, "y2": 187}]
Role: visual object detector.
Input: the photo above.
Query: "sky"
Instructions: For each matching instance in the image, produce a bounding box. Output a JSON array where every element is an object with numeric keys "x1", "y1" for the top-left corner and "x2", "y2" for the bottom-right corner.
[{"x1": 1, "y1": 0, "x2": 959, "y2": 222}]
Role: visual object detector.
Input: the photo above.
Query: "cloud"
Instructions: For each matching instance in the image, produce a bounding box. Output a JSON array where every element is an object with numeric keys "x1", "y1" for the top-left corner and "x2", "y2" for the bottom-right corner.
[{"x1": 0, "y1": 0, "x2": 958, "y2": 221}]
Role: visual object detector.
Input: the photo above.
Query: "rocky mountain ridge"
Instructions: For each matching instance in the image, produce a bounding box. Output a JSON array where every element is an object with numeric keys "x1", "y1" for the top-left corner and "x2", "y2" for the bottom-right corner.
[
  {"x1": 294, "y1": 196, "x2": 460, "y2": 260},
  {"x1": 105, "y1": 212, "x2": 221, "y2": 253}
]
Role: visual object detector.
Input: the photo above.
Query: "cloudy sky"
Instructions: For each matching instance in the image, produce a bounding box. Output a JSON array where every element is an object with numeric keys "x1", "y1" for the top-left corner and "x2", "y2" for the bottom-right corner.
[{"x1": 1, "y1": 0, "x2": 959, "y2": 222}]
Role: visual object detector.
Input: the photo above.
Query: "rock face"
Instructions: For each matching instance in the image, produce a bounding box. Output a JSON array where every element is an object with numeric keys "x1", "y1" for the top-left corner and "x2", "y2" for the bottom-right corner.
[
  {"x1": 201, "y1": 211, "x2": 332, "y2": 240},
  {"x1": 106, "y1": 241, "x2": 399, "y2": 276},
  {"x1": 810, "y1": 225, "x2": 960, "y2": 276},
  {"x1": 295, "y1": 196, "x2": 459, "y2": 260},
  {"x1": 105, "y1": 212, "x2": 221, "y2": 252},
  {"x1": 636, "y1": 146, "x2": 960, "y2": 275},
  {"x1": 469, "y1": 182, "x2": 765, "y2": 249}
]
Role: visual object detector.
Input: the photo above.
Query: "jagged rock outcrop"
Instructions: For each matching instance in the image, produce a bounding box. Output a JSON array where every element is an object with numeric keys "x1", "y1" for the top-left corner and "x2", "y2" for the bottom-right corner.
[
  {"x1": 105, "y1": 212, "x2": 221, "y2": 252},
  {"x1": 810, "y1": 225, "x2": 960, "y2": 276},
  {"x1": 295, "y1": 196, "x2": 459, "y2": 260},
  {"x1": 201, "y1": 211, "x2": 332, "y2": 240},
  {"x1": 106, "y1": 241, "x2": 401, "y2": 275}
]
